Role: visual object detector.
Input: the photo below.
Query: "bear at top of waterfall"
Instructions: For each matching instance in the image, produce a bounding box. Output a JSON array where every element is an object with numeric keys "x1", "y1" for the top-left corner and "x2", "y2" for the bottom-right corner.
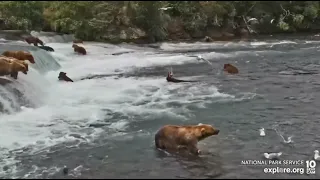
[
  {"x1": 2, "y1": 51, "x2": 35, "y2": 64},
  {"x1": 25, "y1": 36, "x2": 44, "y2": 46},
  {"x1": 72, "y1": 44, "x2": 87, "y2": 55},
  {"x1": 154, "y1": 123, "x2": 220, "y2": 155},
  {"x1": 0, "y1": 56, "x2": 29, "y2": 71},
  {"x1": 0, "y1": 57, "x2": 28, "y2": 79},
  {"x1": 223, "y1": 63, "x2": 239, "y2": 74},
  {"x1": 73, "y1": 39, "x2": 83, "y2": 44}
]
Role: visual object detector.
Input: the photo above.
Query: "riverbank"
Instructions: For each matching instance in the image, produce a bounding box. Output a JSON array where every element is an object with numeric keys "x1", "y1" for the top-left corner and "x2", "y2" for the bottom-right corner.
[{"x1": 2, "y1": 28, "x2": 320, "y2": 46}]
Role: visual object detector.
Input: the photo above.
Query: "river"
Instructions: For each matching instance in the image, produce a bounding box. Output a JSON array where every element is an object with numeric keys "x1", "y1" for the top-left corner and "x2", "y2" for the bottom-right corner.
[{"x1": 0, "y1": 35, "x2": 319, "y2": 179}]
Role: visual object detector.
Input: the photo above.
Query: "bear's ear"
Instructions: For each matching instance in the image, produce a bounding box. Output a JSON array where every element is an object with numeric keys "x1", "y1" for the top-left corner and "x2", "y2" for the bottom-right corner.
[{"x1": 200, "y1": 127, "x2": 206, "y2": 134}]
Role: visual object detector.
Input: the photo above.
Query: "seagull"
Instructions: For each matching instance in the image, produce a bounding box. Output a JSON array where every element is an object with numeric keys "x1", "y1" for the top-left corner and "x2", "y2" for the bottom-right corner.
[
  {"x1": 314, "y1": 150, "x2": 320, "y2": 161},
  {"x1": 275, "y1": 129, "x2": 293, "y2": 144},
  {"x1": 259, "y1": 128, "x2": 265, "y2": 136},
  {"x1": 264, "y1": 152, "x2": 282, "y2": 160},
  {"x1": 279, "y1": 133, "x2": 293, "y2": 144},
  {"x1": 189, "y1": 55, "x2": 213, "y2": 67},
  {"x1": 247, "y1": 18, "x2": 258, "y2": 23},
  {"x1": 159, "y1": 7, "x2": 173, "y2": 11}
]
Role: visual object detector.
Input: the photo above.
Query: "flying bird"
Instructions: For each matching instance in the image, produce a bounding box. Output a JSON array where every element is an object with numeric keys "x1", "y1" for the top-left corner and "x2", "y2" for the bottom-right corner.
[
  {"x1": 189, "y1": 55, "x2": 213, "y2": 67},
  {"x1": 159, "y1": 7, "x2": 173, "y2": 11}
]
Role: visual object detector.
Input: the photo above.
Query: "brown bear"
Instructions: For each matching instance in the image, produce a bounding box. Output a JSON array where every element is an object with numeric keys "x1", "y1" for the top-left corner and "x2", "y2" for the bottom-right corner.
[
  {"x1": 223, "y1": 63, "x2": 239, "y2": 74},
  {"x1": 2, "y1": 51, "x2": 35, "y2": 64},
  {"x1": 73, "y1": 39, "x2": 83, "y2": 44},
  {"x1": 154, "y1": 123, "x2": 220, "y2": 155},
  {"x1": 58, "y1": 72, "x2": 73, "y2": 82},
  {"x1": 203, "y1": 36, "x2": 213, "y2": 42},
  {"x1": 72, "y1": 44, "x2": 87, "y2": 55},
  {"x1": 0, "y1": 57, "x2": 28, "y2": 79},
  {"x1": 1, "y1": 57, "x2": 29, "y2": 71},
  {"x1": 25, "y1": 36, "x2": 44, "y2": 46}
]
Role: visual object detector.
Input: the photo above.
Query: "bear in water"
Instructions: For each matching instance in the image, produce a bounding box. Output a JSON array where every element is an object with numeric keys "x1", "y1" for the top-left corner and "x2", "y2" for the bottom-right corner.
[
  {"x1": 58, "y1": 72, "x2": 73, "y2": 82},
  {"x1": 25, "y1": 36, "x2": 44, "y2": 46},
  {"x1": 2, "y1": 51, "x2": 35, "y2": 64},
  {"x1": 166, "y1": 72, "x2": 197, "y2": 83},
  {"x1": 223, "y1": 63, "x2": 239, "y2": 74},
  {"x1": 72, "y1": 44, "x2": 87, "y2": 55},
  {"x1": 154, "y1": 123, "x2": 220, "y2": 155},
  {"x1": 203, "y1": 36, "x2": 213, "y2": 42},
  {"x1": 0, "y1": 57, "x2": 28, "y2": 79}
]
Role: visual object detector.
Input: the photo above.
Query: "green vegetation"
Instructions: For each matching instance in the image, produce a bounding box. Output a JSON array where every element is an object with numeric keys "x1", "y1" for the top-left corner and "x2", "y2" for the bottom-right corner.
[{"x1": 0, "y1": 1, "x2": 320, "y2": 43}]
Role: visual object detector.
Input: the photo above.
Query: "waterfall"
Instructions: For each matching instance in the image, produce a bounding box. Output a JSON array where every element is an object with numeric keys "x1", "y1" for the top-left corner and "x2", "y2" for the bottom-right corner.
[
  {"x1": 0, "y1": 42, "x2": 61, "y2": 74},
  {"x1": 0, "y1": 42, "x2": 61, "y2": 114},
  {"x1": 30, "y1": 31, "x2": 75, "y2": 44}
]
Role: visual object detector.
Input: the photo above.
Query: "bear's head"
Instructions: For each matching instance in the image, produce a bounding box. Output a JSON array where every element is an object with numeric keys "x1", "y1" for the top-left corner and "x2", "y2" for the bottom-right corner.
[
  {"x1": 20, "y1": 61, "x2": 29, "y2": 71},
  {"x1": 72, "y1": 44, "x2": 79, "y2": 48},
  {"x1": 223, "y1": 63, "x2": 232, "y2": 69},
  {"x1": 24, "y1": 53, "x2": 35, "y2": 64},
  {"x1": 12, "y1": 61, "x2": 27, "y2": 74},
  {"x1": 223, "y1": 63, "x2": 238, "y2": 73},
  {"x1": 195, "y1": 124, "x2": 220, "y2": 141},
  {"x1": 58, "y1": 72, "x2": 74, "y2": 82},
  {"x1": 58, "y1": 71, "x2": 66, "y2": 78},
  {"x1": 73, "y1": 39, "x2": 83, "y2": 44}
]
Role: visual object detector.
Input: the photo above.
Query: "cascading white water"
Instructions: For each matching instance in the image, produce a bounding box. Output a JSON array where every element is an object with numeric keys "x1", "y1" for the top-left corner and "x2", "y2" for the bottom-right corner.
[
  {"x1": 0, "y1": 43, "x2": 61, "y2": 73},
  {"x1": 0, "y1": 42, "x2": 61, "y2": 114}
]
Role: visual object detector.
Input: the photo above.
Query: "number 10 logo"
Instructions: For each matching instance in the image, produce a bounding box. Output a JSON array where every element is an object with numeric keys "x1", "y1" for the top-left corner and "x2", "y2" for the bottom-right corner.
[{"x1": 306, "y1": 160, "x2": 316, "y2": 175}]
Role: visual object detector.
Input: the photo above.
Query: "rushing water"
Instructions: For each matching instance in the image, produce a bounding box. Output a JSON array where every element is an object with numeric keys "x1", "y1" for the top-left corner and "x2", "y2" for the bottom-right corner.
[{"x1": 0, "y1": 35, "x2": 320, "y2": 179}]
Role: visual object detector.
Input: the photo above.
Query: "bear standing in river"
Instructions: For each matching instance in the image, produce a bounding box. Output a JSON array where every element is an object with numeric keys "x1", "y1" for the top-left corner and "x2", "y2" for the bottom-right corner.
[
  {"x1": 58, "y1": 72, "x2": 74, "y2": 82},
  {"x1": 223, "y1": 63, "x2": 239, "y2": 74},
  {"x1": 155, "y1": 124, "x2": 220, "y2": 155},
  {"x1": 72, "y1": 44, "x2": 87, "y2": 55}
]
